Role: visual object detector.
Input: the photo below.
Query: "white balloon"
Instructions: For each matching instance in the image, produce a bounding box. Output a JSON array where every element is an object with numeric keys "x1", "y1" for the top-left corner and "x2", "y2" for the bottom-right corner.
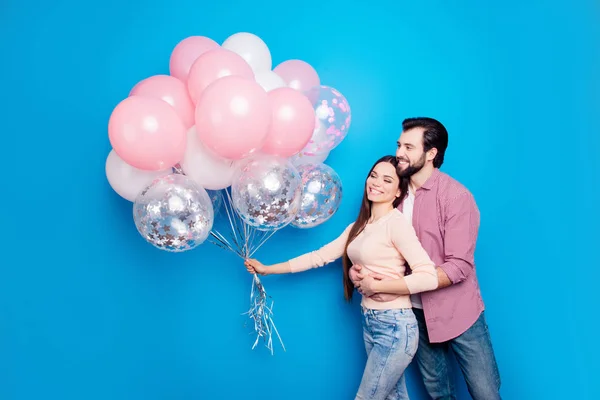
[
  {"x1": 222, "y1": 32, "x2": 272, "y2": 73},
  {"x1": 180, "y1": 127, "x2": 239, "y2": 190},
  {"x1": 105, "y1": 150, "x2": 170, "y2": 201},
  {"x1": 255, "y1": 71, "x2": 286, "y2": 92}
]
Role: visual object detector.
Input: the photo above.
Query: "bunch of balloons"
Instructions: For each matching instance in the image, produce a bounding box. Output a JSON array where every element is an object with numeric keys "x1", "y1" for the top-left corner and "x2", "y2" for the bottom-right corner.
[{"x1": 105, "y1": 31, "x2": 351, "y2": 253}]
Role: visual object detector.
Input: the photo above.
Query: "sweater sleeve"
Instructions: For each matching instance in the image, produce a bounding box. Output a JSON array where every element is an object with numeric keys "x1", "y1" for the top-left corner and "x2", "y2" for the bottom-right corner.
[
  {"x1": 288, "y1": 223, "x2": 354, "y2": 273},
  {"x1": 390, "y1": 214, "x2": 438, "y2": 294}
]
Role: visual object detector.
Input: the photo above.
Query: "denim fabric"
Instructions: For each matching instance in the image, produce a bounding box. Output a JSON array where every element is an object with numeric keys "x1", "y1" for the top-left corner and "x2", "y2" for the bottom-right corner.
[
  {"x1": 355, "y1": 308, "x2": 419, "y2": 400},
  {"x1": 413, "y1": 309, "x2": 501, "y2": 400}
]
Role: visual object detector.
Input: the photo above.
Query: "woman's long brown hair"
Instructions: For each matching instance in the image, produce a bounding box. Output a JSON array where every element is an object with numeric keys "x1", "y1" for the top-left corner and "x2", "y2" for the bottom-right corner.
[{"x1": 342, "y1": 155, "x2": 409, "y2": 301}]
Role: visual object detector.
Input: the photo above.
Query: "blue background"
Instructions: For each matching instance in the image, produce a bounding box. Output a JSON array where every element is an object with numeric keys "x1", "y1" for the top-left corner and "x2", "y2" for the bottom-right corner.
[{"x1": 1, "y1": 0, "x2": 598, "y2": 399}]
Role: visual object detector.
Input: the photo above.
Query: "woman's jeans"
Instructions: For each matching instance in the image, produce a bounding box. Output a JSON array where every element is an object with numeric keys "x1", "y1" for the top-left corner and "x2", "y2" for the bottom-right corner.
[{"x1": 355, "y1": 308, "x2": 418, "y2": 400}]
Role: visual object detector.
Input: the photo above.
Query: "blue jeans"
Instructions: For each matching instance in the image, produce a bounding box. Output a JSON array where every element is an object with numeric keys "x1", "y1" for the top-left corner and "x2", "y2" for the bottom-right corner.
[
  {"x1": 413, "y1": 309, "x2": 501, "y2": 400},
  {"x1": 356, "y1": 308, "x2": 419, "y2": 400}
]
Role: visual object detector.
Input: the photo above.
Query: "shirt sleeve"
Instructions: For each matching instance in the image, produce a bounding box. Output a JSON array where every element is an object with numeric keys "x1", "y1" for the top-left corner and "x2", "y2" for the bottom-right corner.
[
  {"x1": 390, "y1": 214, "x2": 438, "y2": 294},
  {"x1": 288, "y1": 223, "x2": 354, "y2": 273},
  {"x1": 439, "y1": 192, "x2": 480, "y2": 284}
]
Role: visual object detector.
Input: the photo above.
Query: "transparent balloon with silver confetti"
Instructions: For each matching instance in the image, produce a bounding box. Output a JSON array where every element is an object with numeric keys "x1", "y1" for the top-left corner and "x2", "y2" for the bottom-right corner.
[
  {"x1": 298, "y1": 85, "x2": 351, "y2": 156},
  {"x1": 231, "y1": 155, "x2": 302, "y2": 231},
  {"x1": 133, "y1": 174, "x2": 214, "y2": 252},
  {"x1": 292, "y1": 163, "x2": 343, "y2": 229}
]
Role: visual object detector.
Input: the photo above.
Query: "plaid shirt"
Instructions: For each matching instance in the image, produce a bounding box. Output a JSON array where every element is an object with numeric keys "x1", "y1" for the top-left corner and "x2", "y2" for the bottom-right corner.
[{"x1": 399, "y1": 169, "x2": 485, "y2": 343}]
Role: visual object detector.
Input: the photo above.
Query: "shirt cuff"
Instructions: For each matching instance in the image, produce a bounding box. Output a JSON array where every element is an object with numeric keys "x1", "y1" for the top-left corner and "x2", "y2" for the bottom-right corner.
[{"x1": 439, "y1": 261, "x2": 466, "y2": 284}]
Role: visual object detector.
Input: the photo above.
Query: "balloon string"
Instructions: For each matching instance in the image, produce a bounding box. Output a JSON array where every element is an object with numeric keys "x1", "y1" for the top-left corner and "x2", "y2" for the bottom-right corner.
[
  {"x1": 243, "y1": 274, "x2": 286, "y2": 355},
  {"x1": 249, "y1": 229, "x2": 279, "y2": 258},
  {"x1": 217, "y1": 190, "x2": 285, "y2": 353},
  {"x1": 172, "y1": 166, "x2": 284, "y2": 353}
]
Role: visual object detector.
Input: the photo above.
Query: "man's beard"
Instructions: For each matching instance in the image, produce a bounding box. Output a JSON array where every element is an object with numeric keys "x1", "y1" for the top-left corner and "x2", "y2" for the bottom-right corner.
[{"x1": 397, "y1": 153, "x2": 426, "y2": 178}]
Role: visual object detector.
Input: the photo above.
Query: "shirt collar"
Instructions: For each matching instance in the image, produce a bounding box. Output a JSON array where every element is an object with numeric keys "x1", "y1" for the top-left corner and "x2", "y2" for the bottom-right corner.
[{"x1": 419, "y1": 168, "x2": 441, "y2": 191}]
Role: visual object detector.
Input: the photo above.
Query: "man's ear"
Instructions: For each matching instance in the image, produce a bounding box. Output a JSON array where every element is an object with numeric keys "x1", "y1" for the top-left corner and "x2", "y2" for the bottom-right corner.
[{"x1": 427, "y1": 147, "x2": 438, "y2": 162}]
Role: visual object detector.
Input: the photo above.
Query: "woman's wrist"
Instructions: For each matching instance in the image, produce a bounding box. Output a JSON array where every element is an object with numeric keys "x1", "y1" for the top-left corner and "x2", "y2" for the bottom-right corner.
[
  {"x1": 374, "y1": 278, "x2": 410, "y2": 295},
  {"x1": 264, "y1": 262, "x2": 291, "y2": 275},
  {"x1": 371, "y1": 279, "x2": 384, "y2": 294}
]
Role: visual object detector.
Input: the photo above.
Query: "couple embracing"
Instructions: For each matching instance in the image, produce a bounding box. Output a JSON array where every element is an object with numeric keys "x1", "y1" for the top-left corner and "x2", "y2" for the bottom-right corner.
[{"x1": 245, "y1": 117, "x2": 501, "y2": 400}]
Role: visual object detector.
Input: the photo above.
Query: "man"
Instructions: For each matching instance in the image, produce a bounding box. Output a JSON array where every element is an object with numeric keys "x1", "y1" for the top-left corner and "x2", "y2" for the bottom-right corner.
[{"x1": 351, "y1": 117, "x2": 501, "y2": 400}]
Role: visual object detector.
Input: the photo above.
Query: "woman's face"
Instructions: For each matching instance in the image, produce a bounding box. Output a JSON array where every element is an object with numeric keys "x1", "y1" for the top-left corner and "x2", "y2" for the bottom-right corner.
[{"x1": 366, "y1": 162, "x2": 400, "y2": 204}]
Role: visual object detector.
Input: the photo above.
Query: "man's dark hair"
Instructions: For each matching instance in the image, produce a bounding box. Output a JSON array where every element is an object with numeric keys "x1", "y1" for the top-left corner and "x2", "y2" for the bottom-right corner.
[{"x1": 402, "y1": 117, "x2": 449, "y2": 168}]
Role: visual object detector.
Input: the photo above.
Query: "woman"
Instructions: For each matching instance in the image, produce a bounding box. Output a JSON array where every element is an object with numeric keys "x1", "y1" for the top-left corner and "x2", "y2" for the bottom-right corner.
[{"x1": 244, "y1": 155, "x2": 438, "y2": 400}]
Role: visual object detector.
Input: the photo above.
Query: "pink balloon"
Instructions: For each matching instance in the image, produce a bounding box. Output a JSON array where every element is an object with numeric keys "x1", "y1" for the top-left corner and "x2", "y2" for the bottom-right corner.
[
  {"x1": 187, "y1": 48, "x2": 255, "y2": 104},
  {"x1": 273, "y1": 60, "x2": 320, "y2": 93},
  {"x1": 108, "y1": 96, "x2": 187, "y2": 171},
  {"x1": 130, "y1": 75, "x2": 194, "y2": 128},
  {"x1": 261, "y1": 87, "x2": 315, "y2": 157},
  {"x1": 169, "y1": 36, "x2": 220, "y2": 82},
  {"x1": 195, "y1": 76, "x2": 271, "y2": 160}
]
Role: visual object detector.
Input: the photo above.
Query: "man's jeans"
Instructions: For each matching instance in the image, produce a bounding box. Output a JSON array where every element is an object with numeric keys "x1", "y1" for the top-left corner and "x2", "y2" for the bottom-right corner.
[
  {"x1": 355, "y1": 308, "x2": 419, "y2": 400},
  {"x1": 413, "y1": 308, "x2": 501, "y2": 400}
]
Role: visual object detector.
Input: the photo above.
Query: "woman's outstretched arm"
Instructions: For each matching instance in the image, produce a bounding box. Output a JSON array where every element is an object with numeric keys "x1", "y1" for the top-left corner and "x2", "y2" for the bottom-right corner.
[{"x1": 244, "y1": 223, "x2": 354, "y2": 275}]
